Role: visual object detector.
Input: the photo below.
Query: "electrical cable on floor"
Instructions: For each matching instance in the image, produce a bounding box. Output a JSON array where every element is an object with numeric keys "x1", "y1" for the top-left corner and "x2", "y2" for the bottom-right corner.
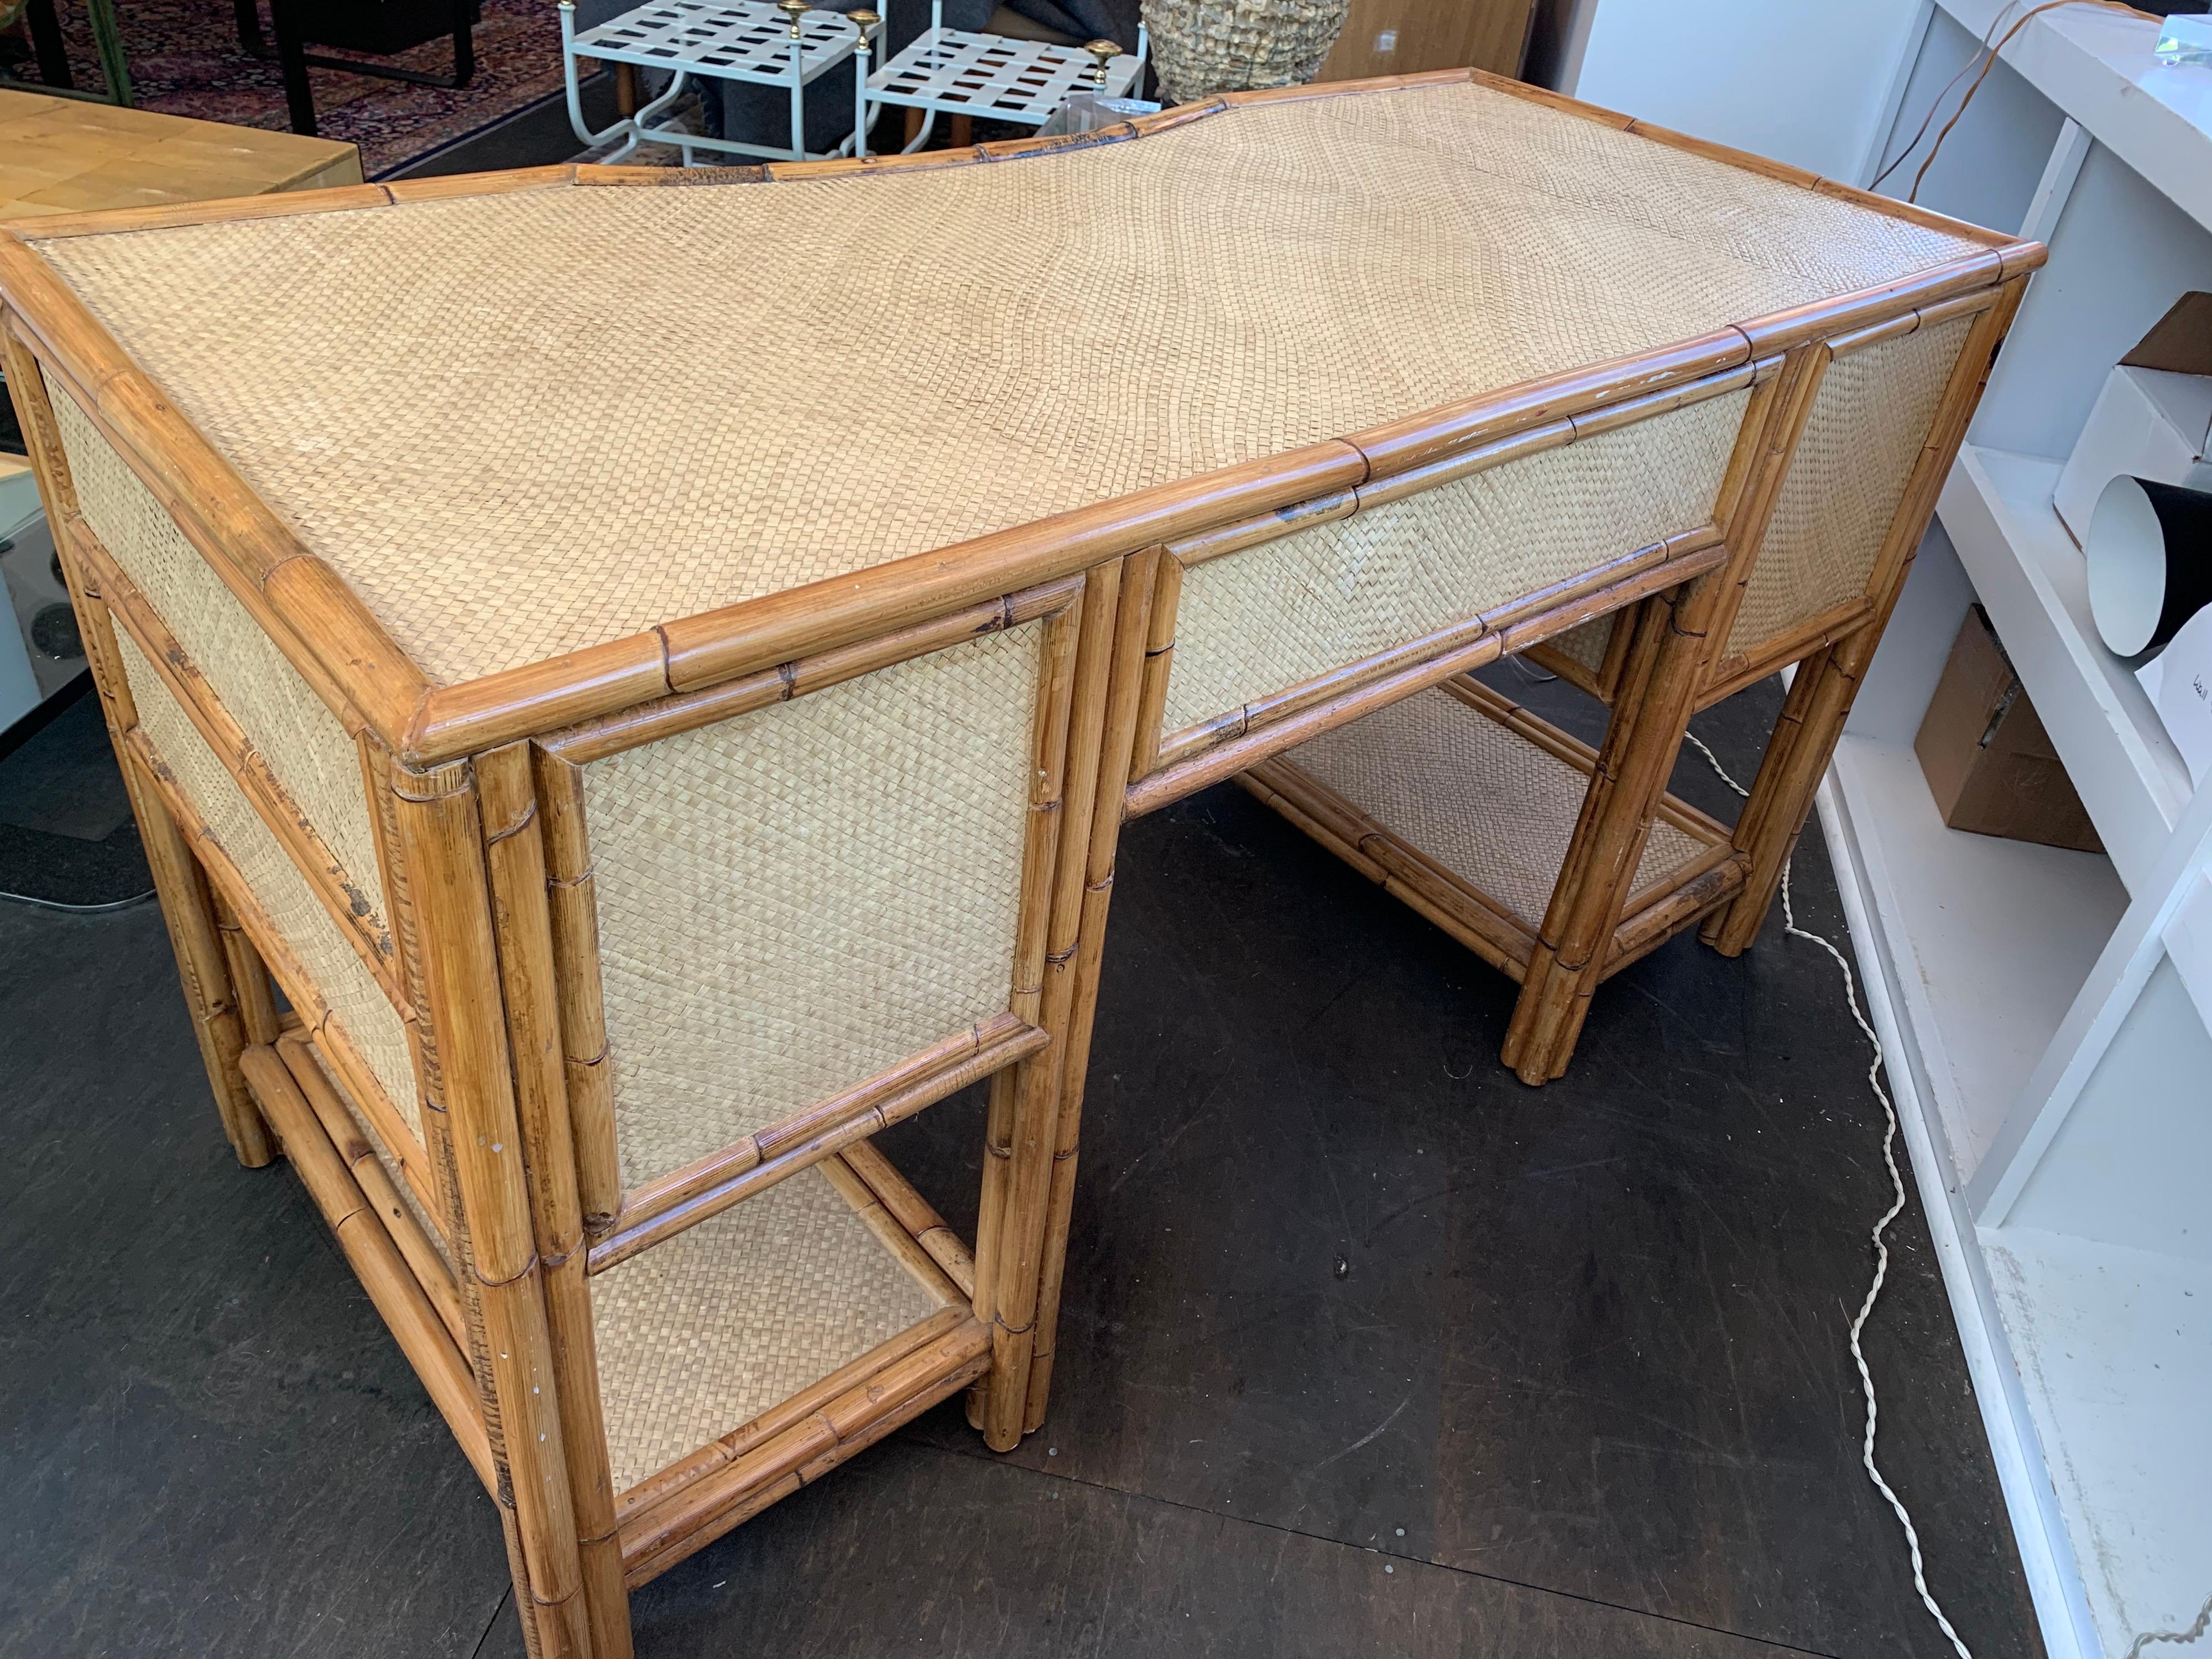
[
  {"x1": 1684, "y1": 728, "x2": 1976, "y2": 1659},
  {"x1": 0, "y1": 886, "x2": 156, "y2": 913}
]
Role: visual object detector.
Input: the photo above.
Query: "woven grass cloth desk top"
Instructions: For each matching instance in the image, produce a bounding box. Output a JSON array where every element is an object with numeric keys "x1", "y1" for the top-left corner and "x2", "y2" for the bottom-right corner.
[{"x1": 22, "y1": 78, "x2": 1985, "y2": 688}]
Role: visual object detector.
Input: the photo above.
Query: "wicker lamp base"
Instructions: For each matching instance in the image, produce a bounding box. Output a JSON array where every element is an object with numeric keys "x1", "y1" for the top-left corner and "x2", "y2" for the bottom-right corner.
[
  {"x1": 1141, "y1": 0, "x2": 1350, "y2": 102},
  {"x1": 1243, "y1": 677, "x2": 1746, "y2": 986}
]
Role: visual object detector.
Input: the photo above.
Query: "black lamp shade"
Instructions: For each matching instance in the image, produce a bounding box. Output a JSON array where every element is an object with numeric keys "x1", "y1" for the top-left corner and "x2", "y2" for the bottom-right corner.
[{"x1": 2085, "y1": 475, "x2": 2212, "y2": 656}]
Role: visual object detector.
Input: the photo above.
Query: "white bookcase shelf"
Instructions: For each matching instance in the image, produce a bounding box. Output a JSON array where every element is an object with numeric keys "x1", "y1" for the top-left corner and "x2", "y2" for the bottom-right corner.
[
  {"x1": 1842, "y1": 12, "x2": 2212, "y2": 1653},
  {"x1": 1940, "y1": 444, "x2": 2192, "y2": 893},
  {"x1": 1570, "y1": 2, "x2": 2212, "y2": 1654},
  {"x1": 1932, "y1": 0, "x2": 2212, "y2": 238},
  {"x1": 1825, "y1": 733, "x2": 2124, "y2": 1173},
  {"x1": 1984, "y1": 1224, "x2": 2212, "y2": 1659}
]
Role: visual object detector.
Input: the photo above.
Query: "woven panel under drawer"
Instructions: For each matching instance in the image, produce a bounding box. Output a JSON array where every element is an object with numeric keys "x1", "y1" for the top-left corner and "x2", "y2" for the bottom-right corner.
[
  {"x1": 591, "y1": 1165, "x2": 948, "y2": 1494},
  {"x1": 1286, "y1": 684, "x2": 1708, "y2": 928},
  {"x1": 49, "y1": 384, "x2": 388, "y2": 942},
  {"x1": 1163, "y1": 388, "x2": 1747, "y2": 735},
  {"x1": 1542, "y1": 616, "x2": 1615, "y2": 679},
  {"x1": 113, "y1": 629, "x2": 420, "y2": 1137},
  {"x1": 583, "y1": 622, "x2": 1041, "y2": 1192}
]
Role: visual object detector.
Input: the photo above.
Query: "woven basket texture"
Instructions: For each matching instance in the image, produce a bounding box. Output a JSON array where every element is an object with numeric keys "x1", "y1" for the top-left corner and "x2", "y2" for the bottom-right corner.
[
  {"x1": 1145, "y1": 0, "x2": 1350, "y2": 104},
  {"x1": 583, "y1": 623, "x2": 1040, "y2": 1191},
  {"x1": 1728, "y1": 312, "x2": 1974, "y2": 658},
  {"x1": 114, "y1": 630, "x2": 421, "y2": 1135},
  {"x1": 34, "y1": 82, "x2": 1983, "y2": 687},
  {"x1": 591, "y1": 1164, "x2": 946, "y2": 1493},
  {"x1": 50, "y1": 386, "x2": 388, "y2": 939},
  {"x1": 304, "y1": 1040, "x2": 453, "y2": 1270},
  {"x1": 1162, "y1": 388, "x2": 1747, "y2": 735},
  {"x1": 1543, "y1": 615, "x2": 1615, "y2": 678},
  {"x1": 1287, "y1": 684, "x2": 1708, "y2": 926}
]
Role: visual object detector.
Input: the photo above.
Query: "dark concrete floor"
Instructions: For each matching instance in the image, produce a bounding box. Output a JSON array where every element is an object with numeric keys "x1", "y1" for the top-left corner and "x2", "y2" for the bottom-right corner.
[
  {"x1": 0, "y1": 671, "x2": 2043, "y2": 1657},
  {"x1": 0, "y1": 684, "x2": 151, "y2": 908}
]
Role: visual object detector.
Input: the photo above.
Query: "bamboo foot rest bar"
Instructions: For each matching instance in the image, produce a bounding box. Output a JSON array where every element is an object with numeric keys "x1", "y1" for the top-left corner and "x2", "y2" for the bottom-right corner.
[
  {"x1": 0, "y1": 67, "x2": 2038, "y2": 1657},
  {"x1": 1243, "y1": 677, "x2": 1743, "y2": 985}
]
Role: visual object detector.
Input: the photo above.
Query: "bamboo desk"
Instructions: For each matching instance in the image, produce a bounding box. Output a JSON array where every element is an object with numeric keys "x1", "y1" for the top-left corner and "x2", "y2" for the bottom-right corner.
[{"x1": 0, "y1": 72, "x2": 2036, "y2": 1658}]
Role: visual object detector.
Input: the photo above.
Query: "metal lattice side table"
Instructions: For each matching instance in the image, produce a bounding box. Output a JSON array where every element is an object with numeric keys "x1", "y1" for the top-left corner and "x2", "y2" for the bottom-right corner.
[
  {"x1": 867, "y1": 6, "x2": 1145, "y2": 153},
  {"x1": 560, "y1": 0, "x2": 884, "y2": 164}
]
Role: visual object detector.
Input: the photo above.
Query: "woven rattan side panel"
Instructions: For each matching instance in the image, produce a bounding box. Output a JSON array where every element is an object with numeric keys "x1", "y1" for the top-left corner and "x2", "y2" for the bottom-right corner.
[
  {"x1": 48, "y1": 387, "x2": 388, "y2": 940},
  {"x1": 1288, "y1": 686, "x2": 1706, "y2": 927},
  {"x1": 1726, "y1": 313, "x2": 1976, "y2": 660},
  {"x1": 583, "y1": 624, "x2": 1044, "y2": 1191},
  {"x1": 1162, "y1": 389, "x2": 1749, "y2": 735},
  {"x1": 592, "y1": 1164, "x2": 946, "y2": 1492},
  {"x1": 113, "y1": 630, "x2": 420, "y2": 1135}
]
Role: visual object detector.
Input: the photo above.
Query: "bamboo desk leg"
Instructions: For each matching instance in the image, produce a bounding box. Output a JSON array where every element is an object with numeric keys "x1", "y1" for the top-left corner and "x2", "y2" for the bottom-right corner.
[
  {"x1": 1501, "y1": 577, "x2": 1719, "y2": 1084},
  {"x1": 6, "y1": 314, "x2": 275, "y2": 1170},
  {"x1": 975, "y1": 561, "x2": 1123, "y2": 1451},
  {"x1": 214, "y1": 886, "x2": 285, "y2": 1051},
  {"x1": 127, "y1": 754, "x2": 278, "y2": 1168},
  {"x1": 1699, "y1": 643, "x2": 1835, "y2": 957},
  {"x1": 1015, "y1": 551, "x2": 1155, "y2": 1437},
  {"x1": 392, "y1": 761, "x2": 596, "y2": 1659}
]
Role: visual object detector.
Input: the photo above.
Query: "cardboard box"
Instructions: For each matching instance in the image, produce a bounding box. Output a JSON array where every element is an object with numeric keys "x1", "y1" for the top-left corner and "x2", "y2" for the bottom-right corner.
[
  {"x1": 1916, "y1": 606, "x2": 2104, "y2": 854},
  {"x1": 2053, "y1": 291, "x2": 2212, "y2": 547}
]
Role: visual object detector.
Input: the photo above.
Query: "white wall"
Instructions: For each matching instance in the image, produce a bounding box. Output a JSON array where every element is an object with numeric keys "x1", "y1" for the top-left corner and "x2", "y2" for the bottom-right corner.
[{"x1": 1569, "y1": 0, "x2": 1927, "y2": 179}]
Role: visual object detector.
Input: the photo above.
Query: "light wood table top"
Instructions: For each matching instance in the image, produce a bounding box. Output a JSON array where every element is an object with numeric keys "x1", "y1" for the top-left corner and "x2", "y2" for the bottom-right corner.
[{"x1": 0, "y1": 88, "x2": 362, "y2": 222}]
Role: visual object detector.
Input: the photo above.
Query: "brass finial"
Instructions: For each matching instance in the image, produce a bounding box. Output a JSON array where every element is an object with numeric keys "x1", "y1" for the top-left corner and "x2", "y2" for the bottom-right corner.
[
  {"x1": 849, "y1": 7, "x2": 878, "y2": 50},
  {"x1": 1084, "y1": 38, "x2": 1120, "y2": 89},
  {"x1": 777, "y1": 0, "x2": 810, "y2": 38}
]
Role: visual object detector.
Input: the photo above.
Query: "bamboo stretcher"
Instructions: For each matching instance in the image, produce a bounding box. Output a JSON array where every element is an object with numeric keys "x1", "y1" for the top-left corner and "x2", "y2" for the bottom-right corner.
[{"x1": 0, "y1": 69, "x2": 2037, "y2": 1657}]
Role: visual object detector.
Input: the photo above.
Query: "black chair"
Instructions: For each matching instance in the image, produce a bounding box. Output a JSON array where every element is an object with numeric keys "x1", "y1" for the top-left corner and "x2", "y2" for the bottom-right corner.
[{"x1": 234, "y1": 0, "x2": 478, "y2": 135}]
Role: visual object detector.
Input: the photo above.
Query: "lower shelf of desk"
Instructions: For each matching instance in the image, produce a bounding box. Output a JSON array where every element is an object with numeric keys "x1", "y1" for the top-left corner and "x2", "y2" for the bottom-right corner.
[
  {"x1": 601, "y1": 1144, "x2": 984, "y2": 1586},
  {"x1": 244, "y1": 1029, "x2": 987, "y2": 1590},
  {"x1": 1242, "y1": 676, "x2": 1744, "y2": 983}
]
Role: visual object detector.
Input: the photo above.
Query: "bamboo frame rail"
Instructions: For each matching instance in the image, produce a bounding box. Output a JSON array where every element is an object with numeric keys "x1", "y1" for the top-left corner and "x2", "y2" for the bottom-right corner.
[
  {"x1": 274, "y1": 1029, "x2": 468, "y2": 1349},
  {"x1": 237, "y1": 1041, "x2": 494, "y2": 1491},
  {"x1": 0, "y1": 67, "x2": 2047, "y2": 1658}
]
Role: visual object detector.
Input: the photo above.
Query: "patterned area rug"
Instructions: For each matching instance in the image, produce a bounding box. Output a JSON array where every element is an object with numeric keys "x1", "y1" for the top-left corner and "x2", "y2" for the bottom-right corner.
[{"x1": 13, "y1": 0, "x2": 571, "y2": 177}]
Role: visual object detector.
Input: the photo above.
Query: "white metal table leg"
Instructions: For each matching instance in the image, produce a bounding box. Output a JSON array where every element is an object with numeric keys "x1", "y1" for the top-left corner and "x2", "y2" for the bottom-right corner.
[{"x1": 849, "y1": 11, "x2": 875, "y2": 159}]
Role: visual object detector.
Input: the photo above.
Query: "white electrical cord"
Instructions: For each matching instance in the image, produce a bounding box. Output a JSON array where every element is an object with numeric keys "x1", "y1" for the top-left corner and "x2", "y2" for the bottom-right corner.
[
  {"x1": 2125, "y1": 1594, "x2": 2212, "y2": 1659},
  {"x1": 1683, "y1": 729, "x2": 1975, "y2": 1659}
]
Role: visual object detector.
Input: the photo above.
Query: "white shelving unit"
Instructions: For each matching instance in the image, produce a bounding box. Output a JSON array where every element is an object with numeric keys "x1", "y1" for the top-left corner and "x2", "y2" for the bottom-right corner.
[{"x1": 1569, "y1": 4, "x2": 2212, "y2": 1656}]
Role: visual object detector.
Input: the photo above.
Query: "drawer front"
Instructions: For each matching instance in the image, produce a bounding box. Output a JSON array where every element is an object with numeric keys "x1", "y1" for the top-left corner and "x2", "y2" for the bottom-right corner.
[
  {"x1": 1162, "y1": 387, "x2": 1750, "y2": 742},
  {"x1": 114, "y1": 627, "x2": 420, "y2": 1135},
  {"x1": 50, "y1": 384, "x2": 389, "y2": 943}
]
